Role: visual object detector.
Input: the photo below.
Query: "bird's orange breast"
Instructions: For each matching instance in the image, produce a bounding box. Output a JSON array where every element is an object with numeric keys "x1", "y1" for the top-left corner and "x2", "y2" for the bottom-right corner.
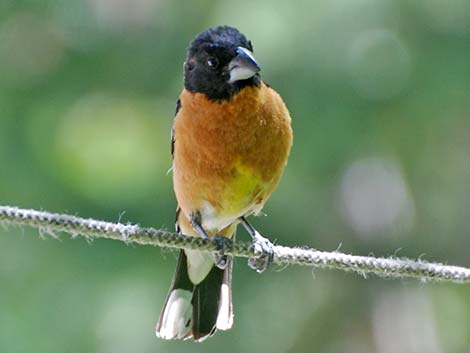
[{"x1": 173, "y1": 82, "x2": 292, "y2": 232}]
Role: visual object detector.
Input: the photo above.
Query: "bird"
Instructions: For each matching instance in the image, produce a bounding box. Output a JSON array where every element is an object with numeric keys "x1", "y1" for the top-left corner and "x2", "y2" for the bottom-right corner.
[{"x1": 156, "y1": 25, "x2": 293, "y2": 342}]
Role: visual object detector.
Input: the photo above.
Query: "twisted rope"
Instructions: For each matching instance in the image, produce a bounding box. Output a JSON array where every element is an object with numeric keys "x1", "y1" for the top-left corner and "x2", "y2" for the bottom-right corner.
[{"x1": 1, "y1": 205, "x2": 469, "y2": 283}]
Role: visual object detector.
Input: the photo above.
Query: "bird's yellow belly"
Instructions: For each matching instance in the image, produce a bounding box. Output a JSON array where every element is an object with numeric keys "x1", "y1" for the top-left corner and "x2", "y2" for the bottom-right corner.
[
  {"x1": 199, "y1": 160, "x2": 267, "y2": 232},
  {"x1": 222, "y1": 161, "x2": 266, "y2": 214}
]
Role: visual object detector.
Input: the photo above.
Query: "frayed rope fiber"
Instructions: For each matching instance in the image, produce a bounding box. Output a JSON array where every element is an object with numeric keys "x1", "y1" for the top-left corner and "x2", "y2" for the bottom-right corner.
[{"x1": 1, "y1": 205, "x2": 470, "y2": 283}]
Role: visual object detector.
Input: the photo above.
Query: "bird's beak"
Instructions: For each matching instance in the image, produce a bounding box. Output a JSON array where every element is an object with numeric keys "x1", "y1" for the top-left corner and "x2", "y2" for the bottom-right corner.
[{"x1": 228, "y1": 47, "x2": 260, "y2": 83}]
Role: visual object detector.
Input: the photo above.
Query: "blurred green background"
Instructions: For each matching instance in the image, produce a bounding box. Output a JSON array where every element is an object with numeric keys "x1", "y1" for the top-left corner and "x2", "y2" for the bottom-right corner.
[{"x1": 1, "y1": 0, "x2": 470, "y2": 352}]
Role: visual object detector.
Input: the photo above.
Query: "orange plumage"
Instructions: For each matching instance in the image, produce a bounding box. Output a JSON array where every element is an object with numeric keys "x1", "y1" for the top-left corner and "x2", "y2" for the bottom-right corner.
[{"x1": 173, "y1": 83, "x2": 292, "y2": 235}]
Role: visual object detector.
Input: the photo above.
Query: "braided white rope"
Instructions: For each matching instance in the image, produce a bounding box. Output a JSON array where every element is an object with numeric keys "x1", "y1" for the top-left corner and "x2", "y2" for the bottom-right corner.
[{"x1": 1, "y1": 205, "x2": 469, "y2": 283}]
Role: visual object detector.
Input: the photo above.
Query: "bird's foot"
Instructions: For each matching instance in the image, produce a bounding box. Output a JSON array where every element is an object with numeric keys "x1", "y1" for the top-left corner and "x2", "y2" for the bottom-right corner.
[
  {"x1": 212, "y1": 235, "x2": 232, "y2": 270},
  {"x1": 248, "y1": 232, "x2": 275, "y2": 273}
]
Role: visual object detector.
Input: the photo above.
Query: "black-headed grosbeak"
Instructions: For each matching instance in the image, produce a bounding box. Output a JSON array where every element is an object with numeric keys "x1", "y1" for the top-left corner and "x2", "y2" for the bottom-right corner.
[{"x1": 156, "y1": 26, "x2": 293, "y2": 341}]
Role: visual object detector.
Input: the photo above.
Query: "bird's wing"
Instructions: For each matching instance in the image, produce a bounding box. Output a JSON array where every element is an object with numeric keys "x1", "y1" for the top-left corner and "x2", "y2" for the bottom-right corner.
[{"x1": 171, "y1": 99, "x2": 181, "y2": 160}]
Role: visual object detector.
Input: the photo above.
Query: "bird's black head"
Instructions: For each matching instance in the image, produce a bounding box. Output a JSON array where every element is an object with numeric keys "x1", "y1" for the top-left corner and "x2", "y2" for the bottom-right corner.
[{"x1": 184, "y1": 26, "x2": 261, "y2": 101}]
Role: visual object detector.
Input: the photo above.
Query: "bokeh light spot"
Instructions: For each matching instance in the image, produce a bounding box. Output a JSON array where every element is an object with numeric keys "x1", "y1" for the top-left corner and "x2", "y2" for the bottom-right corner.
[
  {"x1": 413, "y1": 0, "x2": 470, "y2": 35},
  {"x1": 96, "y1": 278, "x2": 162, "y2": 353},
  {"x1": 372, "y1": 290, "x2": 442, "y2": 353},
  {"x1": 0, "y1": 14, "x2": 64, "y2": 85},
  {"x1": 55, "y1": 93, "x2": 169, "y2": 205},
  {"x1": 89, "y1": 0, "x2": 161, "y2": 32},
  {"x1": 339, "y1": 157, "x2": 414, "y2": 238},
  {"x1": 347, "y1": 29, "x2": 412, "y2": 100}
]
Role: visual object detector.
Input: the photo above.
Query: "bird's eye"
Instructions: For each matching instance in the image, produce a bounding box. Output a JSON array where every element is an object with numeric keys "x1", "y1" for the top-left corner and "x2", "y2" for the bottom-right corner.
[{"x1": 207, "y1": 57, "x2": 219, "y2": 69}]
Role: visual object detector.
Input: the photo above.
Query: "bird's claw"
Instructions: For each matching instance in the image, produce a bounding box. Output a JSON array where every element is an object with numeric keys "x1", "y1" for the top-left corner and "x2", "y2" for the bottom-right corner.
[
  {"x1": 212, "y1": 235, "x2": 232, "y2": 270},
  {"x1": 248, "y1": 233, "x2": 274, "y2": 273}
]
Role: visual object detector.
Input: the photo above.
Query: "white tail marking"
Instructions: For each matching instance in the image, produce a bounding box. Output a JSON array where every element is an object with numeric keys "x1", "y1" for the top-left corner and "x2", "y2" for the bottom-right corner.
[
  {"x1": 216, "y1": 283, "x2": 233, "y2": 330},
  {"x1": 156, "y1": 289, "x2": 193, "y2": 340}
]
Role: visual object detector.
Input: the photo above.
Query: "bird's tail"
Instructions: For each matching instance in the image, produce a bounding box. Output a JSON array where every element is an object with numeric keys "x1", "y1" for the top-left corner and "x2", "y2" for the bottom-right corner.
[{"x1": 156, "y1": 250, "x2": 233, "y2": 342}]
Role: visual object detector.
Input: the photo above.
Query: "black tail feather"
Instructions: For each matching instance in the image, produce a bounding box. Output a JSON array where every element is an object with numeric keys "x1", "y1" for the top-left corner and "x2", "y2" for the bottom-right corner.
[
  {"x1": 192, "y1": 264, "x2": 225, "y2": 340},
  {"x1": 156, "y1": 250, "x2": 233, "y2": 341}
]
